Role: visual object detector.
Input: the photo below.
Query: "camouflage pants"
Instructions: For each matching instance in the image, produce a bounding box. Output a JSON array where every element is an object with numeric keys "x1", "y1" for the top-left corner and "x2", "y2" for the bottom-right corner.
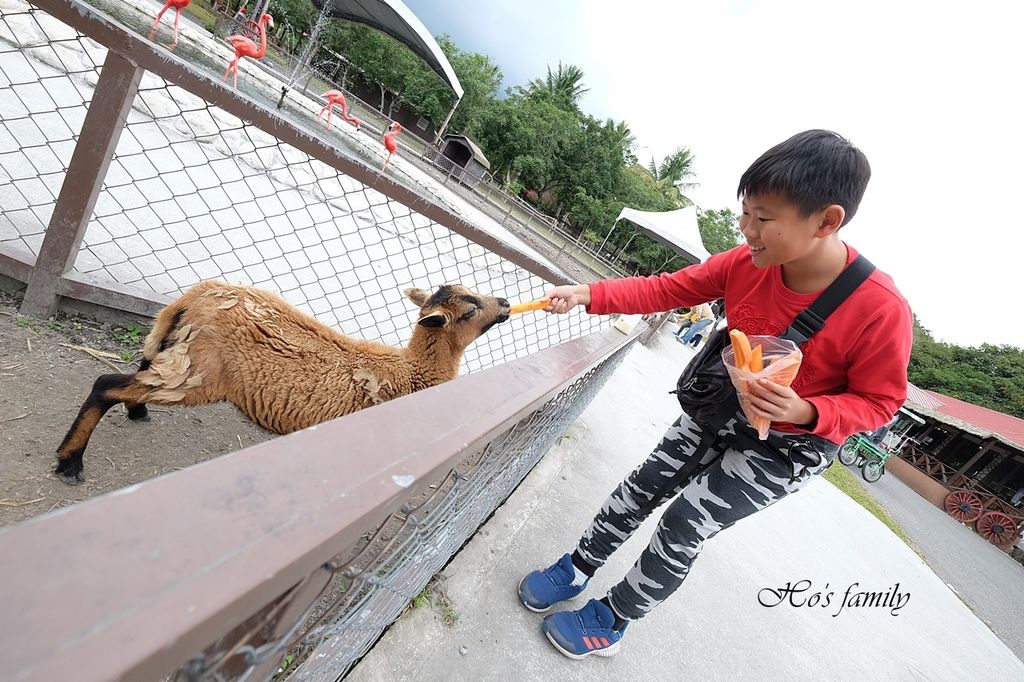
[{"x1": 576, "y1": 412, "x2": 838, "y2": 621}]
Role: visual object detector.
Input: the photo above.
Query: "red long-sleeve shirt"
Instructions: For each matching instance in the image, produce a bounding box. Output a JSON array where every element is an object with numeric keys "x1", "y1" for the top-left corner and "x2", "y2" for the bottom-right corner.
[{"x1": 588, "y1": 244, "x2": 913, "y2": 444}]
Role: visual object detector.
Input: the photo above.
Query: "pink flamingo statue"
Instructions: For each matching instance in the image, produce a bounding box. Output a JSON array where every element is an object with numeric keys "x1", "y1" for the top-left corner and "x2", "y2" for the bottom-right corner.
[
  {"x1": 382, "y1": 122, "x2": 401, "y2": 170},
  {"x1": 222, "y1": 13, "x2": 274, "y2": 88},
  {"x1": 148, "y1": 0, "x2": 191, "y2": 46},
  {"x1": 317, "y1": 90, "x2": 362, "y2": 131}
]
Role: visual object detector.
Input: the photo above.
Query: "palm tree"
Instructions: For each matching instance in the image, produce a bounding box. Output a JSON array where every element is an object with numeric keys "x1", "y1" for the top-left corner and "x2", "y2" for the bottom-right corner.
[
  {"x1": 607, "y1": 119, "x2": 636, "y2": 160},
  {"x1": 527, "y1": 62, "x2": 589, "y2": 110},
  {"x1": 647, "y1": 147, "x2": 698, "y2": 206}
]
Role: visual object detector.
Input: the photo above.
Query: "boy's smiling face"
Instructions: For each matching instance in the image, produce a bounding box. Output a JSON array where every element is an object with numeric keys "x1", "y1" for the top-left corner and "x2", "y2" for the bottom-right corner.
[{"x1": 739, "y1": 192, "x2": 844, "y2": 269}]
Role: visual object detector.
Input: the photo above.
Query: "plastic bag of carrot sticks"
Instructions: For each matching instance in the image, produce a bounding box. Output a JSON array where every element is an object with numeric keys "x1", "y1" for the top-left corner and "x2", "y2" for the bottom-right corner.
[{"x1": 721, "y1": 330, "x2": 803, "y2": 440}]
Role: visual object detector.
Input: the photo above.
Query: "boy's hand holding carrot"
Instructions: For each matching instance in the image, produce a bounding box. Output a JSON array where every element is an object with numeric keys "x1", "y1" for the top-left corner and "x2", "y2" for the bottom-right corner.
[
  {"x1": 746, "y1": 380, "x2": 817, "y2": 427},
  {"x1": 543, "y1": 284, "x2": 592, "y2": 314},
  {"x1": 727, "y1": 329, "x2": 816, "y2": 434}
]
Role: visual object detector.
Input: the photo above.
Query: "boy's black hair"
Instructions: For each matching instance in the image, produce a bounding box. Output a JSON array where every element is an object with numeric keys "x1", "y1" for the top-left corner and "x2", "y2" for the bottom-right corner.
[{"x1": 737, "y1": 130, "x2": 871, "y2": 226}]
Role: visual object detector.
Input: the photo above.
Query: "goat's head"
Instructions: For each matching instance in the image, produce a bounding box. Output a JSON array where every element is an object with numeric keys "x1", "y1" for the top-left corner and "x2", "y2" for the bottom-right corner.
[{"x1": 404, "y1": 284, "x2": 511, "y2": 348}]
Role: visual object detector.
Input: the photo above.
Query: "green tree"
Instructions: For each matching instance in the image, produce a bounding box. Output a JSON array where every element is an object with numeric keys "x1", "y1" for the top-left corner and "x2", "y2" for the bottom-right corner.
[
  {"x1": 472, "y1": 91, "x2": 581, "y2": 193},
  {"x1": 321, "y1": 22, "x2": 453, "y2": 122},
  {"x1": 435, "y1": 35, "x2": 503, "y2": 135},
  {"x1": 647, "y1": 147, "x2": 698, "y2": 206},
  {"x1": 697, "y1": 208, "x2": 742, "y2": 254},
  {"x1": 269, "y1": 0, "x2": 317, "y2": 42},
  {"x1": 618, "y1": 164, "x2": 676, "y2": 212},
  {"x1": 908, "y1": 318, "x2": 1024, "y2": 418},
  {"x1": 607, "y1": 119, "x2": 636, "y2": 161},
  {"x1": 525, "y1": 62, "x2": 590, "y2": 111}
]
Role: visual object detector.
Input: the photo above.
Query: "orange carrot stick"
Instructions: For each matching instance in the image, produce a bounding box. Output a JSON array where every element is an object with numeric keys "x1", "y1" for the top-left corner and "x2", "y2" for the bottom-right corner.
[
  {"x1": 729, "y1": 329, "x2": 753, "y2": 370},
  {"x1": 509, "y1": 298, "x2": 551, "y2": 314},
  {"x1": 743, "y1": 352, "x2": 803, "y2": 438},
  {"x1": 749, "y1": 345, "x2": 764, "y2": 373}
]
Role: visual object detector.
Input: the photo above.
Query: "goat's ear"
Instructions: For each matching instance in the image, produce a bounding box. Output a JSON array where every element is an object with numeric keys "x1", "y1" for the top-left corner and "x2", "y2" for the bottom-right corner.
[
  {"x1": 405, "y1": 287, "x2": 430, "y2": 307},
  {"x1": 416, "y1": 311, "x2": 448, "y2": 328}
]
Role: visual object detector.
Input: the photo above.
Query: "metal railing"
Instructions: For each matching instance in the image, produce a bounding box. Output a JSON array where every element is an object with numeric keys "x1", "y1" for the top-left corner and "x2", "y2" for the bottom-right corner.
[
  {"x1": 0, "y1": 1, "x2": 644, "y2": 679},
  {"x1": 0, "y1": 328, "x2": 638, "y2": 681}
]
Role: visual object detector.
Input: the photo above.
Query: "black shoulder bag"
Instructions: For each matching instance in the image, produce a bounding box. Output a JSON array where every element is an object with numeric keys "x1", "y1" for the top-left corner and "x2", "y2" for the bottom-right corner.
[{"x1": 672, "y1": 255, "x2": 875, "y2": 433}]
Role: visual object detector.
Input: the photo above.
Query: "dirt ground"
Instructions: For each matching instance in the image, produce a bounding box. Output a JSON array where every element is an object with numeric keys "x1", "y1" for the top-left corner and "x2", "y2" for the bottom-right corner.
[{"x1": 0, "y1": 289, "x2": 273, "y2": 528}]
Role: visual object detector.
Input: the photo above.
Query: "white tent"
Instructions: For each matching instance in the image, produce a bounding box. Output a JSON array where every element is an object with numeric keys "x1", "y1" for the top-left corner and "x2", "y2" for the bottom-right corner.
[{"x1": 614, "y1": 206, "x2": 711, "y2": 264}]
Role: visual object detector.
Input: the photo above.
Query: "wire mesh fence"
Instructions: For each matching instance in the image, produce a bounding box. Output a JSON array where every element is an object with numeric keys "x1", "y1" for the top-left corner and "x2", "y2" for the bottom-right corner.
[
  {"x1": 0, "y1": 0, "x2": 610, "y2": 373},
  {"x1": 0, "y1": 3, "x2": 642, "y2": 679},
  {"x1": 0, "y1": 0, "x2": 98, "y2": 257},
  {"x1": 168, "y1": 338, "x2": 633, "y2": 681}
]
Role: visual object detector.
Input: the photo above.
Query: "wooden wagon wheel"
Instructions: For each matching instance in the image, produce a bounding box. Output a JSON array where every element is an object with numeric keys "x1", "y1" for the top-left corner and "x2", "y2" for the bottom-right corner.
[
  {"x1": 944, "y1": 490, "x2": 984, "y2": 524},
  {"x1": 976, "y1": 511, "x2": 1020, "y2": 545}
]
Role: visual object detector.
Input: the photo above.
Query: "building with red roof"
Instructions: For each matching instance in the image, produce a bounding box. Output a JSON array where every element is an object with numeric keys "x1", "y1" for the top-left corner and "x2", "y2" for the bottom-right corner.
[
  {"x1": 919, "y1": 389, "x2": 1024, "y2": 451},
  {"x1": 899, "y1": 384, "x2": 1024, "y2": 549}
]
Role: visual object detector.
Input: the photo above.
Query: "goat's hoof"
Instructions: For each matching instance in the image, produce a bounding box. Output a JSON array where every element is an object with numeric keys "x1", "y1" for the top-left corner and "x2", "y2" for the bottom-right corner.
[
  {"x1": 54, "y1": 453, "x2": 85, "y2": 485},
  {"x1": 127, "y1": 409, "x2": 150, "y2": 422}
]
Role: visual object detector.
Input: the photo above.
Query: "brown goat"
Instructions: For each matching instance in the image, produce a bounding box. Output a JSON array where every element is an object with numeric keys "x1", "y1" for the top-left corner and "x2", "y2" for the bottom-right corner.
[{"x1": 54, "y1": 280, "x2": 510, "y2": 484}]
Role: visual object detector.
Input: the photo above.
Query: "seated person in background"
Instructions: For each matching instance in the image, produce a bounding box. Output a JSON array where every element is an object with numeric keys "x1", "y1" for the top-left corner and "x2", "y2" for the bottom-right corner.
[{"x1": 674, "y1": 302, "x2": 715, "y2": 344}]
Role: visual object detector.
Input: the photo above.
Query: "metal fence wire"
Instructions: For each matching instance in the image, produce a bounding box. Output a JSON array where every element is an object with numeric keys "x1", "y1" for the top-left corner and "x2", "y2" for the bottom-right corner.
[
  {"x1": 169, "y1": 340, "x2": 633, "y2": 681},
  {"x1": 0, "y1": 2, "x2": 640, "y2": 679},
  {"x1": 0, "y1": 0, "x2": 611, "y2": 373}
]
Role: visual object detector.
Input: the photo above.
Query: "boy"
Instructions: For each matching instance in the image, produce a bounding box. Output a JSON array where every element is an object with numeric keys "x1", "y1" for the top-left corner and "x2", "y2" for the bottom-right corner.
[{"x1": 519, "y1": 130, "x2": 912, "y2": 658}]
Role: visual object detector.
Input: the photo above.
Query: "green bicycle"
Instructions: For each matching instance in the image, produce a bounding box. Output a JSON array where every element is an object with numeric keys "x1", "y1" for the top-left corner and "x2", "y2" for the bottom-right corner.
[{"x1": 838, "y1": 408, "x2": 925, "y2": 483}]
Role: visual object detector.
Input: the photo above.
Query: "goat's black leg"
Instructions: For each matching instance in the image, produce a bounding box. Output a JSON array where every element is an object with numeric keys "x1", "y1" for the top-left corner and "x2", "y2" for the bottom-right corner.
[
  {"x1": 125, "y1": 358, "x2": 151, "y2": 421},
  {"x1": 55, "y1": 373, "x2": 142, "y2": 484}
]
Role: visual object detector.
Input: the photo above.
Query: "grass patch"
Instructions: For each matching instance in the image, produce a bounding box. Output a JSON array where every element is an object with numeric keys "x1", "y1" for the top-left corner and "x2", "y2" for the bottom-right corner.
[
  {"x1": 183, "y1": 0, "x2": 220, "y2": 33},
  {"x1": 822, "y1": 460, "x2": 915, "y2": 549},
  {"x1": 113, "y1": 322, "x2": 147, "y2": 347},
  {"x1": 411, "y1": 576, "x2": 458, "y2": 626}
]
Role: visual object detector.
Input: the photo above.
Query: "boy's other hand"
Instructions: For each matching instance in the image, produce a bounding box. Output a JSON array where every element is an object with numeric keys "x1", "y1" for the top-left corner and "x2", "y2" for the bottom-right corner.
[
  {"x1": 544, "y1": 284, "x2": 591, "y2": 314},
  {"x1": 746, "y1": 378, "x2": 817, "y2": 427}
]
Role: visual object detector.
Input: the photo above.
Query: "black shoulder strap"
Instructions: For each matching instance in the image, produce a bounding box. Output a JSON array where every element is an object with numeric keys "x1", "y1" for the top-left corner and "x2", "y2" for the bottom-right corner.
[{"x1": 782, "y1": 254, "x2": 875, "y2": 345}]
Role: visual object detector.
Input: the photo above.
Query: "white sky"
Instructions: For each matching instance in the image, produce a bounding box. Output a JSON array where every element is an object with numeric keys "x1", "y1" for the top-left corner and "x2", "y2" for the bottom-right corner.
[{"x1": 405, "y1": 0, "x2": 1024, "y2": 348}]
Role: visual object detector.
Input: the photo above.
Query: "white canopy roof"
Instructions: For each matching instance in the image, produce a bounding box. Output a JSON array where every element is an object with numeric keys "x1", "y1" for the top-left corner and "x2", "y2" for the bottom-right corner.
[
  {"x1": 314, "y1": 0, "x2": 464, "y2": 99},
  {"x1": 615, "y1": 206, "x2": 711, "y2": 264}
]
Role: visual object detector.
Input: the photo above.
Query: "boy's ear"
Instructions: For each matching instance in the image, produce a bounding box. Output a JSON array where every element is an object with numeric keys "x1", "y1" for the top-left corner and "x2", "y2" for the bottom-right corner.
[{"x1": 816, "y1": 204, "x2": 846, "y2": 236}]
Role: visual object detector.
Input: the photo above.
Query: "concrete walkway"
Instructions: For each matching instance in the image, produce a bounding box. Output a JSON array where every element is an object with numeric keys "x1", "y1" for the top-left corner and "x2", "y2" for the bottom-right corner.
[
  {"x1": 348, "y1": 329, "x2": 1024, "y2": 681},
  {"x1": 851, "y1": 462, "x2": 1024, "y2": 661}
]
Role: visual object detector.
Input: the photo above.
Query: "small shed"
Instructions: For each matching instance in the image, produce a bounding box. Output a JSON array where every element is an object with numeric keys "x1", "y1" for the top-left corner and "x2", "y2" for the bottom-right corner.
[{"x1": 438, "y1": 134, "x2": 491, "y2": 188}]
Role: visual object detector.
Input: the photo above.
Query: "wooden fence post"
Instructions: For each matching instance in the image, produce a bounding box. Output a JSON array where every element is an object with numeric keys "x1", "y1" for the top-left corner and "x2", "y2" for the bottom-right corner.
[{"x1": 20, "y1": 52, "x2": 142, "y2": 319}]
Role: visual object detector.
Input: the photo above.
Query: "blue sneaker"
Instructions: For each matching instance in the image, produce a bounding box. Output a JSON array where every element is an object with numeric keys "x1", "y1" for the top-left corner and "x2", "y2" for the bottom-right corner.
[
  {"x1": 518, "y1": 553, "x2": 588, "y2": 613},
  {"x1": 543, "y1": 598, "x2": 627, "y2": 659}
]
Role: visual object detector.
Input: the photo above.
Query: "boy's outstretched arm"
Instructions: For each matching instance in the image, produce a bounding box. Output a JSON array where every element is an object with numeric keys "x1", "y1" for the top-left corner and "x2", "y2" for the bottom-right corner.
[{"x1": 544, "y1": 249, "x2": 733, "y2": 316}]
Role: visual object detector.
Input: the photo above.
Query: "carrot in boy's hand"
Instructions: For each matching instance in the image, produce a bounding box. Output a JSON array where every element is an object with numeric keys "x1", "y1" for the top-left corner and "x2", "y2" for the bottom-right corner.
[
  {"x1": 724, "y1": 331, "x2": 803, "y2": 439},
  {"x1": 749, "y1": 345, "x2": 763, "y2": 373},
  {"x1": 509, "y1": 298, "x2": 551, "y2": 314},
  {"x1": 729, "y1": 329, "x2": 753, "y2": 370},
  {"x1": 744, "y1": 351, "x2": 803, "y2": 437}
]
